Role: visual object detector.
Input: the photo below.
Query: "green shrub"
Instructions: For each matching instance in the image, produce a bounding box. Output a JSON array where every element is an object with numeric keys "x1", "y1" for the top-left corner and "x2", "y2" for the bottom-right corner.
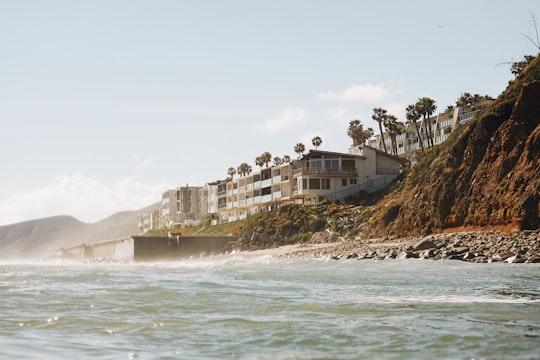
[
  {"x1": 383, "y1": 204, "x2": 401, "y2": 226},
  {"x1": 297, "y1": 232, "x2": 313, "y2": 242},
  {"x1": 331, "y1": 215, "x2": 339, "y2": 232},
  {"x1": 310, "y1": 218, "x2": 327, "y2": 232}
]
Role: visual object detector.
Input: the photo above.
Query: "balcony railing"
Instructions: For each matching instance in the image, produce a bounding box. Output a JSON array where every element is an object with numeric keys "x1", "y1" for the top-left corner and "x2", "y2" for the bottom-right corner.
[{"x1": 293, "y1": 167, "x2": 356, "y2": 176}]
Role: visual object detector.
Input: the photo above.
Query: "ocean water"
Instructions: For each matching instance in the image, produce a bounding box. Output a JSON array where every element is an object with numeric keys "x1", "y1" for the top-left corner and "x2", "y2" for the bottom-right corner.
[{"x1": 1, "y1": 254, "x2": 539, "y2": 360}]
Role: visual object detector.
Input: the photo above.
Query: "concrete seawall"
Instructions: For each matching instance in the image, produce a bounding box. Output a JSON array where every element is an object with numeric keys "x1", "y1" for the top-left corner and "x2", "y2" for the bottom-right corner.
[{"x1": 61, "y1": 236, "x2": 235, "y2": 261}]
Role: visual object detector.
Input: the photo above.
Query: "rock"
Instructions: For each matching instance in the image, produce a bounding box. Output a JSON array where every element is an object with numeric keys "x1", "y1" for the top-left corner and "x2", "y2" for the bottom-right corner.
[
  {"x1": 453, "y1": 246, "x2": 470, "y2": 254},
  {"x1": 505, "y1": 255, "x2": 525, "y2": 263},
  {"x1": 495, "y1": 251, "x2": 515, "y2": 261},
  {"x1": 413, "y1": 238, "x2": 437, "y2": 251},
  {"x1": 397, "y1": 251, "x2": 418, "y2": 259},
  {"x1": 419, "y1": 248, "x2": 435, "y2": 259}
]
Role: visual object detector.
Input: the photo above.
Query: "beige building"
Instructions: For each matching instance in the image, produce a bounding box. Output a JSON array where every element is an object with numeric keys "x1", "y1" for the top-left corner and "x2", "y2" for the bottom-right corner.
[
  {"x1": 137, "y1": 208, "x2": 160, "y2": 235},
  {"x1": 139, "y1": 144, "x2": 407, "y2": 230},
  {"x1": 173, "y1": 185, "x2": 202, "y2": 227},
  {"x1": 219, "y1": 145, "x2": 407, "y2": 223}
]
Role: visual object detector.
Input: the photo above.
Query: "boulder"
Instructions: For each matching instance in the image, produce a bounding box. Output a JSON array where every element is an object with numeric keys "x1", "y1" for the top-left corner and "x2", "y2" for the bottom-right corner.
[
  {"x1": 419, "y1": 248, "x2": 435, "y2": 259},
  {"x1": 413, "y1": 238, "x2": 437, "y2": 251}
]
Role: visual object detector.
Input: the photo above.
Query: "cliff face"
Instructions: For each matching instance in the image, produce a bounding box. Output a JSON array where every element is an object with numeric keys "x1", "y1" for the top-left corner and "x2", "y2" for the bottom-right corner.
[
  {"x1": 464, "y1": 80, "x2": 540, "y2": 230},
  {"x1": 372, "y1": 55, "x2": 540, "y2": 236}
]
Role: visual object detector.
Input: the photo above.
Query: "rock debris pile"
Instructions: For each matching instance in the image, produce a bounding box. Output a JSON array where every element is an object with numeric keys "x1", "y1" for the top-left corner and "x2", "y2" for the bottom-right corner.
[{"x1": 282, "y1": 230, "x2": 540, "y2": 264}]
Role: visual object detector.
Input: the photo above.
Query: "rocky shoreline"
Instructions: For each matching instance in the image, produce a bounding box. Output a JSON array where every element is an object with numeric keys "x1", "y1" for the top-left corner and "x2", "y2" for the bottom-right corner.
[{"x1": 279, "y1": 230, "x2": 540, "y2": 263}]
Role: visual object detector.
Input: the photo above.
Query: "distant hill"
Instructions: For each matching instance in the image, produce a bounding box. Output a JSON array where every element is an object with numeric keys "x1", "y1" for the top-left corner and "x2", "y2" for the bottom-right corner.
[
  {"x1": 366, "y1": 54, "x2": 540, "y2": 237},
  {"x1": 0, "y1": 202, "x2": 159, "y2": 259}
]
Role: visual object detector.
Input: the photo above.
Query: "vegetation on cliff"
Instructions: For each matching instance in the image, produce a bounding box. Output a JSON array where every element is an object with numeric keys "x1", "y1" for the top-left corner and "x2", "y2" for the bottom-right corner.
[{"x1": 366, "y1": 54, "x2": 540, "y2": 236}]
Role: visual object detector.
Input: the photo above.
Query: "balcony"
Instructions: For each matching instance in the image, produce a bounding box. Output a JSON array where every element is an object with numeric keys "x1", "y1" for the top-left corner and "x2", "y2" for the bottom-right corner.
[{"x1": 293, "y1": 167, "x2": 356, "y2": 176}]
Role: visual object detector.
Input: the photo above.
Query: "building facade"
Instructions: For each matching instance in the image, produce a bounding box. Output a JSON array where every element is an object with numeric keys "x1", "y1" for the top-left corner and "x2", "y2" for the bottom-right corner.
[
  {"x1": 137, "y1": 144, "x2": 407, "y2": 233},
  {"x1": 369, "y1": 99, "x2": 493, "y2": 157},
  {"x1": 217, "y1": 145, "x2": 406, "y2": 223}
]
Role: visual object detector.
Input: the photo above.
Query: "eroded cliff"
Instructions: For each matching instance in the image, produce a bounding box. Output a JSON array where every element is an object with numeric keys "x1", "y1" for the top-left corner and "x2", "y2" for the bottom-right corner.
[{"x1": 369, "y1": 55, "x2": 540, "y2": 236}]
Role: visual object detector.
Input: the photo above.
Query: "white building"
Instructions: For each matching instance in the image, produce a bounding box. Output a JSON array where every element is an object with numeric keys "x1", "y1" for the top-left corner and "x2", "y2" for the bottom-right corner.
[{"x1": 369, "y1": 99, "x2": 493, "y2": 157}]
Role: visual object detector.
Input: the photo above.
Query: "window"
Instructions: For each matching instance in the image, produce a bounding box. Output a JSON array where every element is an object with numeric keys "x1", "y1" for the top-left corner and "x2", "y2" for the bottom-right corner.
[
  {"x1": 307, "y1": 159, "x2": 322, "y2": 169},
  {"x1": 325, "y1": 159, "x2": 339, "y2": 171},
  {"x1": 322, "y1": 178, "x2": 330, "y2": 189},
  {"x1": 302, "y1": 178, "x2": 307, "y2": 190},
  {"x1": 350, "y1": 178, "x2": 357, "y2": 185},
  {"x1": 309, "y1": 178, "x2": 321, "y2": 189},
  {"x1": 342, "y1": 159, "x2": 355, "y2": 171},
  {"x1": 342, "y1": 178, "x2": 347, "y2": 186}
]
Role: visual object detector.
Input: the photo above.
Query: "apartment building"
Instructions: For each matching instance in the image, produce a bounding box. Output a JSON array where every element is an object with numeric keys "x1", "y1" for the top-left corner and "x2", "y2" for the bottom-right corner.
[
  {"x1": 218, "y1": 145, "x2": 407, "y2": 223},
  {"x1": 137, "y1": 186, "x2": 203, "y2": 234},
  {"x1": 197, "y1": 180, "x2": 225, "y2": 225},
  {"x1": 369, "y1": 99, "x2": 493, "y2": 156},
  {"x1": 137, "y1": 208, "x2": 160, "y2": 235},
  {"x1": 138, "y1": 145, "x2": 406, "y2": 232},
  {"x1": 174, "y1": 185, "x2": 202, "y2": 227},
  {"x1": 160, "y1": 189, "x2": 177, "y2": 229}
]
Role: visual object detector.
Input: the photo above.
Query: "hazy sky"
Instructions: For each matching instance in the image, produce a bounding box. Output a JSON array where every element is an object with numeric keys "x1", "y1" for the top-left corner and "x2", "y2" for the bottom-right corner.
[{"x1": 1, "y1": 0, "x2": 538, "y2": 225}]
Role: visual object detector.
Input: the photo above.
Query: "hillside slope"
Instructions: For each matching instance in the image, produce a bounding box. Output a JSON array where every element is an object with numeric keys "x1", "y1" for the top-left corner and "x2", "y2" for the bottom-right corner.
[
  {"x1": 368, "y1": 55, "x2": 540, "y2": 237},
  {"x1": 0, "y1": 202, "x2": 159, "y2": 259}
]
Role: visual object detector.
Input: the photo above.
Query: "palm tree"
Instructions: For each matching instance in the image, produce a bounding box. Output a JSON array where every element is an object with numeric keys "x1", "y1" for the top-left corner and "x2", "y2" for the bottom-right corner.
[
  {"x1": 237, "y1": 162, "x2": 252, "y2": 176},
  {"x1": 456, "y1": 92, "x2": 473, "y2": 107},
  {"x1": 416, "y1": 97, "x2": 437, "y2": 148},
  {"x1": 372, "y1": 107, "x2": 388, "y2": 153},
  {"x1": 227, "y1": 167, "x2": 236, "y2": 179},
  {"x1": 347, "y1": 119, "x2": 373, "y2": 146},
  {"x1": 405, "y1": 104, "x2": 424, "y2": 152},
  {"x1": 311, "y1": 136, "x2": 322, "y2": 150},
  {"x1": 294, "y1": 143, "x2": 305, "y2": 158},
  {"x1": 383, "y1": 114, "x2": 403, "y2": 156},
  {"x1": 273, "y1": 157, "x2": 282, "y2": 166},
  {"x1": 260, "y1": 152, "x2": 272, "y2": 167},
  {"x1": 255, "y1": 156, "x2": 264, "y2": 169},
  {"x1": 282, "y1": 155, "x2": 291, "y2": 163}
]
